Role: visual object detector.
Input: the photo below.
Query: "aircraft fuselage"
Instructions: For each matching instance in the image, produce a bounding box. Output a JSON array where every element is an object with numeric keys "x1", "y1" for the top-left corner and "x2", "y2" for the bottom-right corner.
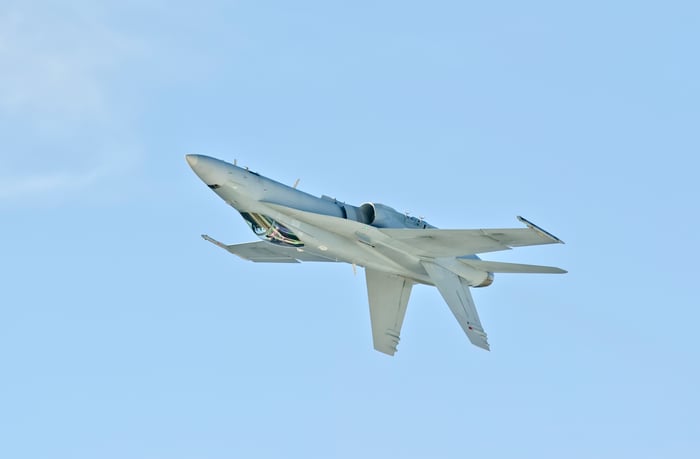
[
  {"x1": 186, "y1": 154, "x2": 565, "y2": 354},
  {"x1": 186, "y1": 154, "x2": 437, "y2": 284}
]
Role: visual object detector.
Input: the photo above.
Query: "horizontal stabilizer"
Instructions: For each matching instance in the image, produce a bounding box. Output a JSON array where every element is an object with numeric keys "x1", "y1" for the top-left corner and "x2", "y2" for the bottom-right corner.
[
  {"x1": 459, "y1": 258, "x2": 567, "y2": 274},
  {"x1": 201, "y1": 235, "x2": 338, "y2": 263}
]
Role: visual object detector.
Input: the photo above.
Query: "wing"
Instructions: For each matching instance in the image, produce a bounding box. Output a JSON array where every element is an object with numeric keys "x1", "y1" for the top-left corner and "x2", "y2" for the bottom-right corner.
[
  {"x1": 380, "y1": 216, "x2": 564, "y2": 257},
  {"x1": 422, "y1": 261, "x2": 490, "y2": 350},
  {"x1": 202, "y1": 235, "x2": 339, "y2": 263},
  {"x1": 261, "y1": 204, "x2": 563, "y2": 258},
  {"x1": 365, "y1": 269, "x2": 413, "y2": 356}
]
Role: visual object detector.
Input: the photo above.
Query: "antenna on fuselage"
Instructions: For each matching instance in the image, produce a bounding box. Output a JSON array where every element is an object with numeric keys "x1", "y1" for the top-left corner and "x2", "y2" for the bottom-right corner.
[
  {"x1": 293, "y1": 178, "x2": 300, "y2": 189},
  {"x1": 234, "y1": 159, "x2": 237, "y2": 166}
]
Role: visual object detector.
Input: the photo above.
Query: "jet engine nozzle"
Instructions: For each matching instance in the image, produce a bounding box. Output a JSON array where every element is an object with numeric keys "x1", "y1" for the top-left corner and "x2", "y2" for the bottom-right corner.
[{"x1": 473, "y1": 272, "x2": 494, "y2": 288}]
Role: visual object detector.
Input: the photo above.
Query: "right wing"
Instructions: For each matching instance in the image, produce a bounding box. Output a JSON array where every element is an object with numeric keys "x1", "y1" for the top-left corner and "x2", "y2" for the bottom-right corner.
[
  {"x1": 380, "y1": 216, "x2": 564, "y2": 257},
  {"x1": 365, "y1": 269, "x2": 413, "y2": 356},
  {"x1": 202, "y1": 235, "x2": 339, "y2": 263}
]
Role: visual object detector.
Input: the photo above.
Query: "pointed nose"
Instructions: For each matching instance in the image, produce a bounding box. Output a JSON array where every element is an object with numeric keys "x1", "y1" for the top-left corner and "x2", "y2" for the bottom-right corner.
[
  {"x1": 185, "y1": 154, "x2": 198, "y2": 168},
  {"x1": 185, "y1": 154, "x2": 231, "y2": 188}
]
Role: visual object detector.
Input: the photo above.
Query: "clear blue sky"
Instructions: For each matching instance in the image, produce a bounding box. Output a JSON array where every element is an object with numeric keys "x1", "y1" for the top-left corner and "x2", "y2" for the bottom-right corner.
[{"x1": 1, "y1": 1, "x2": 698, "y2": 458}]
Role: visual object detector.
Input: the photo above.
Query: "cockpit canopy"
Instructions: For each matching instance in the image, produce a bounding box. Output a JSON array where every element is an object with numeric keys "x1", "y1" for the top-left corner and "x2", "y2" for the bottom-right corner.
[{"x1": 239, "y1": 212, "x2": 303, "y2": 247}]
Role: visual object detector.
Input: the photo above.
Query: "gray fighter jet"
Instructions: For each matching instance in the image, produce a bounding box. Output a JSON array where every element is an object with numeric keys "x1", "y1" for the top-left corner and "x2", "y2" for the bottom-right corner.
[{"x1": 186, "y1": 154, "x2": 566, "y2": 355}]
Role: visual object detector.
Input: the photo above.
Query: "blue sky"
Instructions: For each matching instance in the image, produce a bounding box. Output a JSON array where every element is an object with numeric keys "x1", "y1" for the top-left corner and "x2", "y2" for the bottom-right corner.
[{"x1": 1, "y1": 1, "x2": 698, "y2": 457}]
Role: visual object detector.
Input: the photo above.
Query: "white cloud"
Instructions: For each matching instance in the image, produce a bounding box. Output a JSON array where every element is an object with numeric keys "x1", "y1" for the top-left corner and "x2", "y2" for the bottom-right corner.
[
  {"x1": 0, "y1": 170, "x2": 99, "y2": 200},
  {"x1": 0, "y1": 148, "x2": 141, "y2": 202},
  {"x1": 0, "y1": 2, "x2": 146, "y2": 204},
  {"x1": 0, "y1": 3, "x2": 142, "y2": 120}
]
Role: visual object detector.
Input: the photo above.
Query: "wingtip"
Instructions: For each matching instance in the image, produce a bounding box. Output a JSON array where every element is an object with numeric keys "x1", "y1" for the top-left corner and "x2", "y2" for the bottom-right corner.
[
  {"x1": 201, "y1": 234, "x2": 228, "y2": 250},
  {"x1": 517, "y1": 215, "x2": 565, "y2": 244}
]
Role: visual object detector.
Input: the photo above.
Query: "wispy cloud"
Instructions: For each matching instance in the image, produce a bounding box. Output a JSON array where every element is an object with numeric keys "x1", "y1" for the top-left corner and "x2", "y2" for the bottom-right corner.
[
  {"x1": 0, "y1": 3, "x2": 142, "y2": 121},
  {"x1": 0, "y1": 170, "x2": 100, "y2": 200},
  {"x1": 0, "y1": 148, "x2": 140, "y2": 201},
  {"x1": 0, "y1": 2, "x2": 146, "y2": 204}
]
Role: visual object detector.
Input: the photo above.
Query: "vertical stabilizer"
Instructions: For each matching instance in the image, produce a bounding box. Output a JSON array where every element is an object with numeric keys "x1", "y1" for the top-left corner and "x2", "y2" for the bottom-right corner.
[
  {"x1": 422, "y1": 261, "x2": 490, "y2": 351},
  {"x1": 365, "y1": 269, "x2": 413, "y2": 355}
]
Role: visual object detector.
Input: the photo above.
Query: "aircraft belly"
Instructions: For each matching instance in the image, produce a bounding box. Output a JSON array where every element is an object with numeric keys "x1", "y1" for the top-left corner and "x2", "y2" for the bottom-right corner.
[
  {"x1": 227, "y1": 202, "x2": 435, "y2": 284},
  {"x1": 265, "y1": 208, "x2": 429, "y2": 282}
]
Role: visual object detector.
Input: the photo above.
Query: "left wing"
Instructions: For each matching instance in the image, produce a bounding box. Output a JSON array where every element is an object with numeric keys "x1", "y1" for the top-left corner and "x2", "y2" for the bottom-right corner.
[
  {"x1": 202, "y1": 235, "x2": 338, "y2": 263},
  {"x1": 380, "y1": 216, "x2": 564, "y2": 257},
  {"x1": 262, "y1": 204, "x2": 563, "y2": 258}
]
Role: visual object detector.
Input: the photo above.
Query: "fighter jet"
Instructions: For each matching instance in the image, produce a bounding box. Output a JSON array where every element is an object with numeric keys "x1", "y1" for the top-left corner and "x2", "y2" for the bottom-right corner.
[{"x1": 186, "y1": 154, "x2": 566, "y2": 355}]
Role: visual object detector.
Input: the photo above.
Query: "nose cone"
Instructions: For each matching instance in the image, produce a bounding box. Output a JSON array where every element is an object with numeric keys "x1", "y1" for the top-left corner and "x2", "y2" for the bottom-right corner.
[
  {"x1": 185, "y1": 154, "x2": 229, "y2": 187},
  {"x1": 185, "y1": 154, "x2": 198, "y2": 168}
]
